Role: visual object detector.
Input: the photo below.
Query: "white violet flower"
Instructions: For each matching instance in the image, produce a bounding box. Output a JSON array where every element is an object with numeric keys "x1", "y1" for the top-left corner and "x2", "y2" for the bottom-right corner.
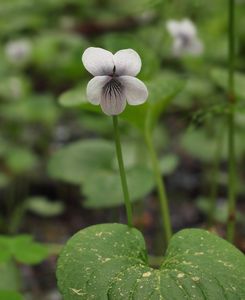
[
  {"x1": 166, "y1": 19, "x2": 203, "y2": 56},
  {"x1": 82, "y1": 47, "x2": 148, "y2": 115},
  {"x1": 5, "y1": 39, "x2": 32, "y2": 64}
]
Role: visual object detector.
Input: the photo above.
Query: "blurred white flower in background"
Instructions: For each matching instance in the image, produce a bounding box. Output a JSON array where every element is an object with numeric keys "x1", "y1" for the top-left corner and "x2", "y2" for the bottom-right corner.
[
  {"x1": 82, "y1": 47, "x2": 148, "y2": 115},
  {"x1": 5, "y1": 39, "x2": 32, "y2": 65},
  {"x1": 166, "y1": 19, "x2": 203, "y2": 57}
]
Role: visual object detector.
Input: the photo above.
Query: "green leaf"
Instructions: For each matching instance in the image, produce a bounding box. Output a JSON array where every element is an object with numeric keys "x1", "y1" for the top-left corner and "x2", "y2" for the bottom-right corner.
[
  {"x1": 33, "y1": 32, "x2": 88, "y2": 82},
  {"x1": 10, "y1": 235, "x2": 49, "y2": 265},
  {"x1": 48, "y1": 139, "x2": 178, "y2": 208},
  {"x1": 5, "y1": 148, "x2": 38, "y2": 174},
  {"x1": 48, "y1": 139, "x2": 114, "y2": 185},
  {"x1": 0, "y1": 290, "x2": 24, "y2": 300},
  {"x1": 26, "y1": 196, "x2": 65, "y2": 217},
  {"x1": 197, "y1": 197, "x2": 245, "y2": 224},
  {"x1": 83, "y1": 166, "x2": 154, "y2": 208},
  {"x1": 145, "y1": 73, "x2": 185, "y2": 133},
  {"x1": 159, "y1": 154, "x2": 179, "y2": 175},
  {"x1": 0, "y1": 96, "x2": 59, "y2": 125},
  {"x1": 181, "y1": 127, "x2": 245, "y2": 162},
  {"x1": 211, "y1": 68, "x2": 245, "y2": 99},
  {"x1": 58, "y1": 85, "x2": 91, "y2": 109},
  {"x1": 0, "y1": 242, "x2": 11, "y2": 263},
  {"x1": 0, "y1": 235, "x2": 49, "y2": 265},
  {"x1": 0, "y1": 261, "x2": 21, "y2": 291},
  {"x1": 0, "y1": 75, "x2": 30, "y2": 101},
  {"x1": 181, "y1": 129, "x2": 219, "y2": 162},
  {"x1": 57, "y1": 223, "x2": 245, "y2": 299}
]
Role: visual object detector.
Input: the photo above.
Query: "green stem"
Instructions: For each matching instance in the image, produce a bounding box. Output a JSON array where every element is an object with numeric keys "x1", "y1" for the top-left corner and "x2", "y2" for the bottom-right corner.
[
  {"x1": 208, "y1": 127, "x2": 223, "y2": 227},
  {"x1": 227, "y1": 0, "x2": 236, "y2": 243},
  {"x1": 148, "y1": 255, "x2": 164, "y2": 268},
  {"x1": 145, "y1": 131, "x2": 172, "y2": 245},
  {"x1": 112, "y1": 116, "x2": 133, "y2": 227}
]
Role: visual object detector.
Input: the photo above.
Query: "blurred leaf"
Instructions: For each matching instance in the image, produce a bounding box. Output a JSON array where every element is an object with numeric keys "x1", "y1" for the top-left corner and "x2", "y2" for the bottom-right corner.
[
  {"x1": 0, "y1": 76, "x2": 30, "y2": 101},
  {"x1": 12, "y1": 237, "x2": 49, "y2": 265},
  {"x1": 122, "y1": 73, "x2": 185, "y2": 133},
  {"x1": 0, "y1": 261, "x2": 21, "y2": 291},
  {"x1": 181, "y1": 127, "x2": 245, "y2": 162},
  {"x1": 146, "y1": 73, "x2": 185, "y2": 133},
  {"x1": 83, "y1": 166, "x2": 154, "y2": 208},
  {"x1": 197, "y1": 197, "x2": 245, "y2": 224},
  {"x1": 174, "y1": 77, "x2": 214, "y2": 109},
  {"x1": 211, "y1": 68, "x2": 245, "y2": 99},
  {"x1": 159, "y1": 154, "x2": 179, "y2": 175},
  {"x1": 99, "y1": 33, "x2": 159, "y2": 79},
  {"x1": 0, "y1": 291, "x2": 24, "y2": 300},
  {"x1": 0, "y1": 242, "x2": 11, "y2": 263},
  {"x1": 48, "y1": 137, "x2": 178, "y2": 208},
  {"x1": 27, "y1": 196, "x2": 65, "y2": 217},
  {"x1": 48, "y1": 139, "x2": 114, "y2": 185},
  {"x1": 5, "y1": 148, "x2": 38, "y2": 174},
  {"x1": 79, "y1": 114, "x2": 112, "y2": 135},
  {"x1": 58, "y1": 84, "x2": 97, "y2": 111},
  {"x1": 0, "y1": 95, "x2": 59, "y2": 125},
  {"x1": 0, "y1": 235, "x2": 49, "y2": 265},
  {"x1": 109, "y1": 0, "x2": 161, "y2": 15},
  {"x1": 33, "y1": 32, "x2": 88, "y2": 82},
  {"x1": 181, "y1": 129, "x2": 220, "y2": 162}
]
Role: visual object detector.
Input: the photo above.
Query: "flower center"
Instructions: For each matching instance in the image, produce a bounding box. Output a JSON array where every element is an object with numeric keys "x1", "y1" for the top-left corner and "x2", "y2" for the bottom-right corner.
[
  {"x1": 103, "y1": 78, "x2": 123, "y2": 100},
  {"x1": 177, "y1": 33, "x2": 192, "y2": 46},
  {"x1": 109, "y1": 65, "x2": 117, "y2": 77}
]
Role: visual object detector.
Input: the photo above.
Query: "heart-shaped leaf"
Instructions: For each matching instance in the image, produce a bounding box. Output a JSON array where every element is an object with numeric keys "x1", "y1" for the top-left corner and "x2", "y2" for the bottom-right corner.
[
  {"x1": 57, "y1": 223, "x2": 245, "y2": 299},
  {"x1": 48, "y1": 139, "x2": 114, "y2": 185},
  {"x1": 48, "y1": 139, "x2": 178, "y2": 208},
  {"x1": 48, "y1": 140, "x2": 155, "y2": 207}
]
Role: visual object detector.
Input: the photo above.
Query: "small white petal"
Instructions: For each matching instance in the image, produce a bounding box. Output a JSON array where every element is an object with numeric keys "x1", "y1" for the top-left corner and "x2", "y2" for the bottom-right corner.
[
  {"x1": 87, "y1": 76, "x2": 111, "y2": 105},
  {"x1": 114, "y1": 49, "x2": 142, "y2": 76},
  {"x1": 167, "y1": 19, "x2": 197, "y2": 39},
  {"x1": 82, "y1": 47, "x2": 114, "y2": 76},
  {"x1": 166, "y1": 20, "x2": 181, "y2": 37},
  {"x1": 188, "y1": 39, "x2": 204, "y2": 55},
  {"x1": 100, "y1": 79, "x2": 126, "y2": 115},
  {"x1": 119, "y1": 76, "x2": 148, "y2": 105},
  {"x1": 173, "y1": 37, "x2": 203, "y2": 56},
  {"x1": 181, "y1": 19, "x2": 196, "y2": 38}
]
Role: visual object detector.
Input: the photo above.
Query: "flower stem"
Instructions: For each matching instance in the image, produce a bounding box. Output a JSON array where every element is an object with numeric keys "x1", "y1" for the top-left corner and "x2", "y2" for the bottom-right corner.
[
  {"x1": 145, "y1": 131, "x2": 172, "y2": 245},
  {"x1": 227, "y1": 0, "x2": 236, "y2": 243},
  {"x1": 112, "y1": 116, "x2": 133, "y2": 227},
  {"x1": 208, "y1": 127, "x2": 223, "y2": 227}
]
